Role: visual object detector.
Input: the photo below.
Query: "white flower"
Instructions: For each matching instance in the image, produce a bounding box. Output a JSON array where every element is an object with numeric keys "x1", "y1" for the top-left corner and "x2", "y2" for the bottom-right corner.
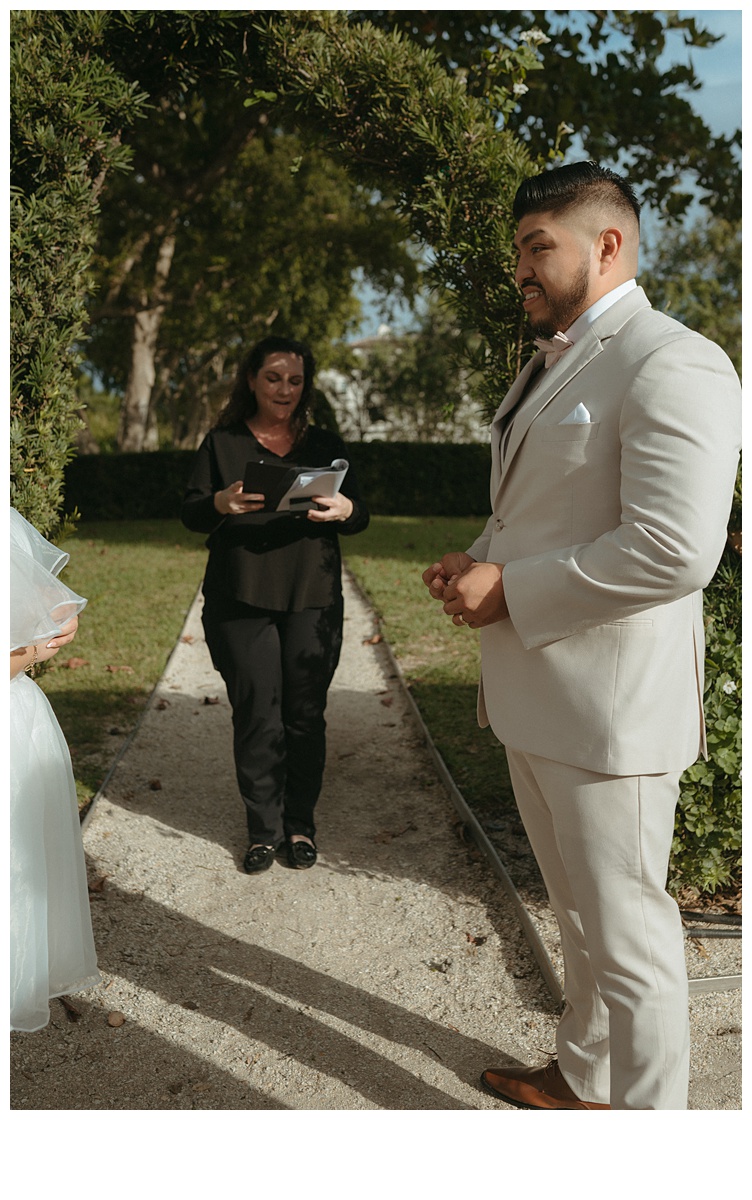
[
  {"x1": 722, "y1": 680, "x2": 737, "y2": 694},
  {"x1": 513, "y1": 83, "x2": 529, "y2": 96},
  {"x1": 519, "y1": 28, "x2": 551, "y2": 47}
]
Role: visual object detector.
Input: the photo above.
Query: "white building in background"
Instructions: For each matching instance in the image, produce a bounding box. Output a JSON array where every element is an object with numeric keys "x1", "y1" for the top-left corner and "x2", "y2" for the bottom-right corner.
[
  {"x1": 318, "y1": 326, "x2": 393, "y2": 443},
  {"x1": 318, "y1": 325, "x2": 488, "y2": 444}
]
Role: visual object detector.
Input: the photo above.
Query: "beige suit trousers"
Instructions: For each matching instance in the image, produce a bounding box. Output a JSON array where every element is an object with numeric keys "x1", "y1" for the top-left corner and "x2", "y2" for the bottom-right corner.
[{"x1": 505, "y1": 748, "x2": 689, "y2": 1110}]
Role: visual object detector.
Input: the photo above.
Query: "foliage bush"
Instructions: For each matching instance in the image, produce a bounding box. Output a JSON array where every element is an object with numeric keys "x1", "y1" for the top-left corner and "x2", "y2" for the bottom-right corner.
[
  {"x1": 10, "y1": 10, "x2": 144, "y2": 536},
  {"x1": 672, "y1": 468, "x2": 742, "y2": 895},
  {"x1": 673, "y1": 583, "x2": 741, "y2": 894},
  {"x1": 64, "y1": 451, "x2": 194, "y2": 521}
]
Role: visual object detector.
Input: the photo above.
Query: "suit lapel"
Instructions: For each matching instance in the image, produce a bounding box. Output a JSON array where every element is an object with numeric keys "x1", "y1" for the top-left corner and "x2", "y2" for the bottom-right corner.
[
  {"x1": 492, "y1": 353, "x2": 544, "y2": 428},
  {"x1": 489, "y1": 352, "x2": 544, "y2": 493},
  {"x1": 491, "y1": 286, "x2": 652, "y2": 498},
  {"x1": 501, "y1": 334, "x2": 602, "y2": 470}
]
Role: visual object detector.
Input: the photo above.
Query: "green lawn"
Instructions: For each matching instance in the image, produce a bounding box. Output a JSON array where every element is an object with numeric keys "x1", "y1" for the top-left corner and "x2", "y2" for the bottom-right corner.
[
  {"x1": 38, "y1": 520, "x2": 209, "y2": 809},
  {"x1": 343, "y1": 516, "x2": 515, "y2": 819},
  {"x1": 39, "y1": 516, "x2": 514, "y2": 821}
]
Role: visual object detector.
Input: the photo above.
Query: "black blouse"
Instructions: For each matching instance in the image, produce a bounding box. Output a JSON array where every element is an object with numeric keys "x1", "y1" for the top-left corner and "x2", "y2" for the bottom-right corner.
[{"x1": 181, "y1": 422, "x2": 369, "y2": 612}]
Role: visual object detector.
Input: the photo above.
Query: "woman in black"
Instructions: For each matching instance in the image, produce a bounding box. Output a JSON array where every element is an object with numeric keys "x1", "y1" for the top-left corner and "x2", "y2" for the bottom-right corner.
[{"x1": 181, "y1": 336, "x2": 369, "y2": 874}]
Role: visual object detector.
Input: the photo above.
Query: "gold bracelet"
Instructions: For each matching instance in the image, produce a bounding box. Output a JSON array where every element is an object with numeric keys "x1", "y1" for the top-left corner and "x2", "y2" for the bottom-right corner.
[{"x1": 25, "y1": 645, "x2": 39, "y2": 675}]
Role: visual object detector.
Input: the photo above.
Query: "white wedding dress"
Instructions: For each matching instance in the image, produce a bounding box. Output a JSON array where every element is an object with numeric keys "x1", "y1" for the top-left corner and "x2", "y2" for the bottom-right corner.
[{"x1": 10, "y1": 508, "x2": 100, "y2": 1032}]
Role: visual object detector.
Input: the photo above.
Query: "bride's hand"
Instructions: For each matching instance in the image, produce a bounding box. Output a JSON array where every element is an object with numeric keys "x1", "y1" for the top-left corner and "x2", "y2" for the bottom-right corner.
[
  {"x1": 45, "y1": 613, "x2": 80, "y2": 653},
  {"x1": 11, "y1": 614, "x2": 81, "y2": 678}
]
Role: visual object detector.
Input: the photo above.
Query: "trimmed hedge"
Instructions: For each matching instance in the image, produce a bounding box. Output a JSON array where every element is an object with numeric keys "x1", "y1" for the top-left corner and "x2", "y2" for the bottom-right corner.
[
  {"x1": 63, "y1": 442, "x2": 494, "y2": 520},
  {"x1": 64, "y1": 451, "x2": 197, "y2": 521}
]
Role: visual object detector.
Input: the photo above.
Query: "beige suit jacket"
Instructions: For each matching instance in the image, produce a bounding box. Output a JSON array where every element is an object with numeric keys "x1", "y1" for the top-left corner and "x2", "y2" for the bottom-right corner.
[{"x1": 467, "y1": 287, "x2": 740, "y2": 776}]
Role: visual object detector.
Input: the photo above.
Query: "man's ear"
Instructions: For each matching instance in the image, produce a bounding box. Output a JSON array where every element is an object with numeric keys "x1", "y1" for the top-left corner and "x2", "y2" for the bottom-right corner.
[{"x1": 598, "y1": 227, "x2": 623, "y2": 273}]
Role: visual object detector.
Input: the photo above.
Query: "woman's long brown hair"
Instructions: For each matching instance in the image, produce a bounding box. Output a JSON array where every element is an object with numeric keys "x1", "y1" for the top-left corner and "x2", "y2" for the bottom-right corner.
[{"x1": 214, "y1": 335, "x2": 316, "y2": 446}]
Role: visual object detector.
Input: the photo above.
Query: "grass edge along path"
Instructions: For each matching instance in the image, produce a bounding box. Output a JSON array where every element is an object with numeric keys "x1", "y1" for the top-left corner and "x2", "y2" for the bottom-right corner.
[
  {"x1": 37, "y1": 519, "x2": 208, "y2": 812},
  {"x1": 343, "y1": 516, "x2": 519, "y2": 827}
]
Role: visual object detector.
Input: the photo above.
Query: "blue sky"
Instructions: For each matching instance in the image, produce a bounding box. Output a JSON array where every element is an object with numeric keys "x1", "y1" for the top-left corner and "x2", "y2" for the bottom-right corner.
[
  {"x1": 668, "y1": 8, "x2": 742, "y2": 136},
  {"x1": 566, "y1": 8, "x2": 742, "y2": 136}
]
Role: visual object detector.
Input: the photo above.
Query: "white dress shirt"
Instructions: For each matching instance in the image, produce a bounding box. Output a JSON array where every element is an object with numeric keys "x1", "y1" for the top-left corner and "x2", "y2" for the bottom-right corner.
[
  {"x1": 563, "y1": 278, "x2": 637, "y2": 344},
  {"x1": 501, "y1": 281, "x2": 638, "y2": 462}
]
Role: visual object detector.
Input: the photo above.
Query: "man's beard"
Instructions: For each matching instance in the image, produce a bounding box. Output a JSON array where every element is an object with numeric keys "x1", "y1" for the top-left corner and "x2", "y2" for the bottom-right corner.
[{"x1": 529, "y1": 260, "x2": 590, "y2": 339}]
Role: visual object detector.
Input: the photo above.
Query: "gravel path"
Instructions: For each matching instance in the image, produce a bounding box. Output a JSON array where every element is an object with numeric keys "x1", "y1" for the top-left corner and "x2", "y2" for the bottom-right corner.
[{"x1": 10, "y1": 574, "x2": 741, "y2": 1110}]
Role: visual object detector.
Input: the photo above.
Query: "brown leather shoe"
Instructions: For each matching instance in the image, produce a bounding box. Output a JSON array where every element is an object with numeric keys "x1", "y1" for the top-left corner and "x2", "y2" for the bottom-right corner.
[{"x1": 481, "y1": 1059, "x2": 610, "y2": 1110}]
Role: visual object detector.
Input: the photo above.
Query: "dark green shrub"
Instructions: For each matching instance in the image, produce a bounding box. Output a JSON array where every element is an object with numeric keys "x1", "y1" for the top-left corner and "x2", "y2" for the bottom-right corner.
[
  {"x1": 673, "y1": 547, "x2": 742, "y2": 895},
  {"x1": 349, "y1": 443, "x2": 491, "y2": 516},
  {"x1": 63, "y1": 443, "x2": 494, "y2": 521},
  {"x1": 64, "y1": 452, "x2": 196, "y2": 521},
  {"x1": 10, "y1": 10, "x2": 144, "y2": 536}
]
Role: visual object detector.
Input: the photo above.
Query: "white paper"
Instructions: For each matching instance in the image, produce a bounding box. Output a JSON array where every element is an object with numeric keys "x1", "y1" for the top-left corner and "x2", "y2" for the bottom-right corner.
[{"x1": 277, "y1": 458, "x2": 349, "y2": 510}]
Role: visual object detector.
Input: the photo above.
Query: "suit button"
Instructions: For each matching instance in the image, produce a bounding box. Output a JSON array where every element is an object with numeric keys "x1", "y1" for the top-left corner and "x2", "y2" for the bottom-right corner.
[{"x1": 495, "y1": 517, "x2": 505, "y2": 531}]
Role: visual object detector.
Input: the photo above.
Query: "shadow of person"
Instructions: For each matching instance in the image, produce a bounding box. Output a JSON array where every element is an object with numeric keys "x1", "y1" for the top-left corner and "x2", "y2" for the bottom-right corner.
[
  {"x1": 10, "y1": 997, "x2": 289, "y2": 1110},
  {"x1": 12, "y1": 878, "x2": 525, "y2": 1111}
]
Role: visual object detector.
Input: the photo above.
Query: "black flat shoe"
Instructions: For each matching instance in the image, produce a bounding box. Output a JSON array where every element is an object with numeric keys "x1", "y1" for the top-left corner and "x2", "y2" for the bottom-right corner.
[
  {"x1": 286, "y1": 839, "x2": 317, "y2": 869},
  {"x1": 243, "y1": 844, "x2": 276, "y2": 874}
]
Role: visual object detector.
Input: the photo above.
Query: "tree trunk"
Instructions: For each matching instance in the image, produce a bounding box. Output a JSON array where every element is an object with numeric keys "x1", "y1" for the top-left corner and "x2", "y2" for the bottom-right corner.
[
  {"x1": 112, "y1": 119, "x2": 259, "y2": 451},
  {"x1": 172, "y1": 350, "x2": 227, "y2": 448},
  {"x1": 117, "y1": 233, "x2": 176, "y2": 451}
]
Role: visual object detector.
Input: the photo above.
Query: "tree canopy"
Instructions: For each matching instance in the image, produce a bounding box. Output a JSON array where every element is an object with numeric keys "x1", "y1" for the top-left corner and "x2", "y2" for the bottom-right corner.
[
  {"x1": 83, "y1": 8, "x2": 742, "y2": 449},
  {"x1": 87, "y1": 130, "x2": 419, "y2": 448},
  {"x1": 353, "y1": 9, "x2": 741, "y2": 221},
  {"x1": 322, "y1": 296, "x2": 487, "y2": 443},
  {"x1": 76, "y1": 10, "x2": 421, "y2": 451},
  {"x1": 640, "y1": 217, "x2": 741, "y2": 377},
  {"x1": 251, "y1": 10, "x2": 535, "y2": 409},
  {"x1": 11, "y1": 8, "x2": 742, "y2": 520}
]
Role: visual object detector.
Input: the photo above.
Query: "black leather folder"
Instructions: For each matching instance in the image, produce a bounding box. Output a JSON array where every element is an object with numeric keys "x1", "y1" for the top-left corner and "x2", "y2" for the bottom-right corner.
[{"x1": 242, "y1": 460, "x2": 314, "y2": 512}]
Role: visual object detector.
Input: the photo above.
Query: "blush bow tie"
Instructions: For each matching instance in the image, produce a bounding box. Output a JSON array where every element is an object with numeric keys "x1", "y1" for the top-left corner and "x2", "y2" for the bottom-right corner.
[{"x1": 534, "y1": 332, "x2": 574, "y2": 368}]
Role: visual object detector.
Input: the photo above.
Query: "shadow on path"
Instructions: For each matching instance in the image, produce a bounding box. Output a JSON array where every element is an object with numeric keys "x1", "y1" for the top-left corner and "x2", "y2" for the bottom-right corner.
[{"x1": 13, "y1": 876, "x2": 525, "y2": 1110}]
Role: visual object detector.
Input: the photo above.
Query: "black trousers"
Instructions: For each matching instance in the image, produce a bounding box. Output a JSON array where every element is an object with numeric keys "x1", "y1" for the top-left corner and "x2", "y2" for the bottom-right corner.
[{"x1": 202, "y1": 594, "x2": 343, "y2": 845}]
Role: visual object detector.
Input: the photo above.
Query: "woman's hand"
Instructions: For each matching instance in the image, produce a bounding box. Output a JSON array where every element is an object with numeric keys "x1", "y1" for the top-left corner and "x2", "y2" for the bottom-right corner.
[
  {"x1": 214, "y1": 481, "x2": 265, "y2": 515},
  {"x1": 306, "y1": 494, "x2": 354, "y2": 523},
  {"x1": 10, "y1": 614, "x2": 81, "y2": 679}
]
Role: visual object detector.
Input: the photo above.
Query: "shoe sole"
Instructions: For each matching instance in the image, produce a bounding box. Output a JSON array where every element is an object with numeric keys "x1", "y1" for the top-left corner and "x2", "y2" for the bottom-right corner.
[
  {"x1": 285, "y1": 841, "x2": 317, "y2": 869},
  {"x1": 287, "y1": 854, "x2": 317, "y2": 870},
  {"x1": 479, "y1": 1073, "x2": 603, "y2": 1110},
  {"x1": 480, "y1": 1074, "x2": 539, "y2": 1109},
  {"x1": 243, "y1": 850, "x2": 276, "y2": 874}
]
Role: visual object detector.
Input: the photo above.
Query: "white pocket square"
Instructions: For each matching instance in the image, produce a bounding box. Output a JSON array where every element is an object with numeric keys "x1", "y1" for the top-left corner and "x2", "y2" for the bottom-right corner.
[{"x1": 559, "y1": 403, "x2": 591, "y2": 425}]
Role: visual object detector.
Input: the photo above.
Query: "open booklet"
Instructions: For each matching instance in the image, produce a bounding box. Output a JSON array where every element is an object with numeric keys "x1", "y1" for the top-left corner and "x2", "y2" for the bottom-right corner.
[{"x1": 242, "y1": 458, "x2": 349, "y2": 512}]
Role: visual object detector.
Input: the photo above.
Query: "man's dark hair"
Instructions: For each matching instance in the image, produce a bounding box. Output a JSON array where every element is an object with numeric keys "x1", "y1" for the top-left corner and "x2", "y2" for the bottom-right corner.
[{"x1": 513, "y1": 161, "x2": 641, "y2": 228}]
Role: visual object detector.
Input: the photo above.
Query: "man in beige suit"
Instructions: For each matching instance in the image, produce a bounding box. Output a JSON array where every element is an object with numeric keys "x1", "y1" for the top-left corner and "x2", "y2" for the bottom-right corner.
[{"x1": 423, "y1": 162, "x2": 740, "y2": 1110}]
